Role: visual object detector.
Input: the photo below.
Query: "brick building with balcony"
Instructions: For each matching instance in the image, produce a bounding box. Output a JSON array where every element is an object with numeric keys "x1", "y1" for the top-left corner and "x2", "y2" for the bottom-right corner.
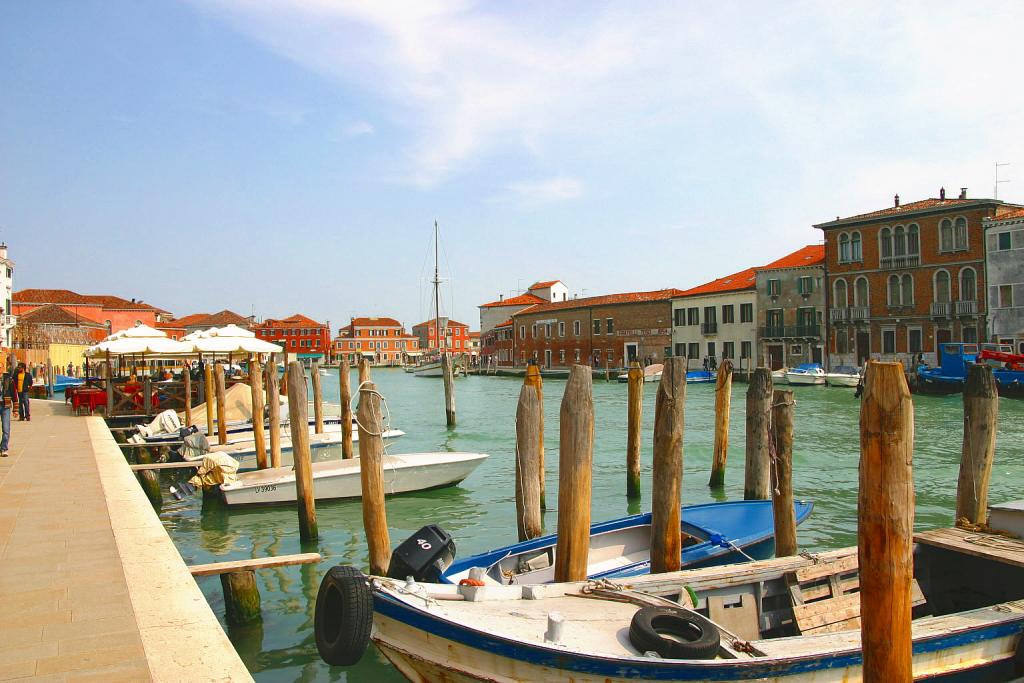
[
  {"x1": 335, "y1": 316, "x2": 420, "y2": 366},
  {"x1": 671, "y1": 269, "x2": 758, "y2": 371},
  {"x1": 512, "y1": 289, "x2": 682, "y2": 370},
  {"x1": 755, "y1": 245, "x2": 826, "y2": 369},
  {"x1": 815, "y1": 189, "x2": 1023, "y2": 367},
  {"x1": 254, "y1": 314, "x2": 331, "y2": 365},
  {"x1": 413, "y1": 317, "x2": 472, "y2": 354}
]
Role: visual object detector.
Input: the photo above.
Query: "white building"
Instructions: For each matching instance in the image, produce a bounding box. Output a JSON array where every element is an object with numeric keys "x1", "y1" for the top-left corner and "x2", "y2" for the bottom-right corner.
[
  {"x1": 984, "y1": 208, "x2": 1024, "y2": 353},
  {"x1": 0, "y1": 243, "x2": 15, "y2": 351},
  {"x1": 477, "y1": 279, "x2": 569, "y2": 334},
  {"x1": 671, "y1": 268, "x2": 758, "y2": 370}
]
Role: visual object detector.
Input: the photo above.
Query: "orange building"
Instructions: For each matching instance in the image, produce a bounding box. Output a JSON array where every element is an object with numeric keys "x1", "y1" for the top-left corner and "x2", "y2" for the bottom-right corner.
[
  {"x1": 13, "y1": 288, "x2": 171, "y2": 334},
  {"x1": 413, "y1": 317, "x2": 471, "y2": 354},
  {"x1": 254, "y1": 314, "x2": 331, "y2": 364},
  {"x1": 335, "y1": 317, "x2": 420, "y2": 366}
]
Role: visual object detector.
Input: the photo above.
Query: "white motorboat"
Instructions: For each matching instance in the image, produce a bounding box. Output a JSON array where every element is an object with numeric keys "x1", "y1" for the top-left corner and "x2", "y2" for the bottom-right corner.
[
  {"x1": 207, "y1": 427, "x2": 406, "y2": 470},
  {"x1": 771, "y1": 368, "x2": 789, "y2": 384},
  {"x1": 219, "y1": 451, "x2": 488, "y2": 506},
  {"x1": 785, "y1": 363, "x2": 826, "y2": 385},
  {"x1": 825, "y1": 365, "x2": 861, "y2": 387},
  {"x1": 616, "y1": 364, "x2": 663, "y2": 383}
]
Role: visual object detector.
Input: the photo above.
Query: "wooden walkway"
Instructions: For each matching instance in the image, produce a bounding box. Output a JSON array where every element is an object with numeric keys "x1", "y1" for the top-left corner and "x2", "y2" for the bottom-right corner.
[{"x1": 0, "y1": 401, "x2": 251, "y2": 681}]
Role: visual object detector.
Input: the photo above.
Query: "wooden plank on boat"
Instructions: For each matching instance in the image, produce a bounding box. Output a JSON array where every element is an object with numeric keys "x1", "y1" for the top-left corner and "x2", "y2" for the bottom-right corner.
[
  {"x1": 794, "y1": 554, "x2": 859, "y2": 583},
  {"x1": 793, "y1": 593, "x2": 862, "y2": 633},
  {"x1": 129, "y1": 461, "x2": 202, "y2": 471},
  {"x1": 914, "y1": 527, "x2": 1024, "y2": 569},
  {"x1": 189, "y1": 553, "x2": 322, "y2": 577}
]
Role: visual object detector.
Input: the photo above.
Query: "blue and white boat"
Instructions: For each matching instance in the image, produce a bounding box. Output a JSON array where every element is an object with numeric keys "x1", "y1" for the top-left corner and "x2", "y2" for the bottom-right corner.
[
  {"x1": 785, "y1": 363, "x2": 826, "y2": 385},
  {"x1": 916, "y1": 343, "x2": 1024, "y2": 398},
  {"x1": 685, "y1": 370, "x2": 716, "y2": 384},
  {"x1": 441, "y1": 500, "x2": 813, "y2": 585}
]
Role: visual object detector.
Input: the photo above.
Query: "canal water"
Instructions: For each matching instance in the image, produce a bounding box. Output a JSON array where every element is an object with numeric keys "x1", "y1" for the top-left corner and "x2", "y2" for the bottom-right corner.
[{"x1": 159, "y1": 368, "x2": 1024, "y2": 682}]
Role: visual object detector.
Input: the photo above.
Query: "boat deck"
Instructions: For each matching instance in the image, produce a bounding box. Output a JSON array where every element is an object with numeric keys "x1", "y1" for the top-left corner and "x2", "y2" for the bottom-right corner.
[
  {"x1": 0, "y1": 401, "x2": 250, "y2": 681},
  {"x1": 914, "y1": 527, "x2": 1024, "y2": 568}
]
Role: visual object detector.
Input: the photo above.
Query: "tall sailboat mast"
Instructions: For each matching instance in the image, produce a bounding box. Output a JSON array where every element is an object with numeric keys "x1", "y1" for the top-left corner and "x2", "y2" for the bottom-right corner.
[{"x1": 433, "y1": 220, "x2": 445, "y2": 358}]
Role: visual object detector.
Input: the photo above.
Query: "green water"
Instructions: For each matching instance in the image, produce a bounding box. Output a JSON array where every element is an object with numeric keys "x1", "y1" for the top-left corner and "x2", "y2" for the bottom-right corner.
[{"x1": 159, "y1": 369, "x2": 1024, "y2": 682}]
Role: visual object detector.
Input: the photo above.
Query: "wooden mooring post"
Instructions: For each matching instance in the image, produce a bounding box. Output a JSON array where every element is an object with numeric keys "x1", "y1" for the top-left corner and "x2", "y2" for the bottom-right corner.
[
  {"x1": 770, "y1": 389, "x2": 797, "y2": 557},
  {"x1": 515, "y1": 366, "x2": 544, "y2": 541},
  {"x1": 286, "y1": 362, "x2": 318, "y2": 541},
  {"x1": 204, "y1": 361, "x2": 215, "y2": 439},
  {"x1": 214, "y1": 363, "x2": 228, "y2": 445},
  {"x1": 709, "y1": 359, "x2": 733, "y2": 488},
  {"x1": 956, "y1": 364, "x2": 998, "y2": 527},
  {"x1": 859, "y1": 361, "x2": 914, "y2": 681},
  {"x1": 442, "y1": 352, "x2": 456, "y2": 427},
  {"x1": 626, "y1": 361, "x2": 643, "y2": 499},
  {"x1": 358, "y1": 380, "x2": 391, "y2": 575},
  {"x1": 554, "y1": 365, "x2": 594, "y2": 582},
  {"x1": 134, "y1": 447, "x2": 163, "y2": 512},
  {"x1": 183, "y1": 364, "x2": 192, "y2": 427},
  {"x1": 339, "y1": 360, "x2": 354, "y2": 459},
  {"x1": 265, "y1": 359, "x2": 282, "y2": 468},
  {"x1": 744, "y1": 367, "x2": 772, "y2": 500},
  {"x1": 358, "y1": 357, "x2": 371, "y2": 385},
  {"x1": 525, "y1": 363, "x2": 546, "y2": 509},
  {"x1": 249, "y1": 356, "x2": 267, "y2": 470},
  {"x1": 651, "y1": 357, "x2": 685, "y2": 574},
  {"x1": 311, "y1": 361, "x2": 324, "y2": 434}
]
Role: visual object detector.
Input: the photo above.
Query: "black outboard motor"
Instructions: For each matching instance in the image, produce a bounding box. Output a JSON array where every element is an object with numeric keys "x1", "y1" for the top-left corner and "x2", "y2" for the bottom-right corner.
[{"x1": 386, "y1": 525, "x2": 456, "y2": 582}]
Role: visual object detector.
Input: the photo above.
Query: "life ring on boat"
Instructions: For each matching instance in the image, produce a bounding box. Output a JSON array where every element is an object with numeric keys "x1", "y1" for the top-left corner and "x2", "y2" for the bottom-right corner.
[
  {"x1": 628, "y1": 606, "x2": 720, "y2": 660},
  {"x1": 314, "y1": 565, "x2": 373, "y2": 666}
]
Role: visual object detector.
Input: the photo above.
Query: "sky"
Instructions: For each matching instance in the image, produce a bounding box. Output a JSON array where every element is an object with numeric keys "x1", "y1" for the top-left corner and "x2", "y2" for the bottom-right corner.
[{"x1": 2, "y1": 1, "x2": 1022, "y2": 333}]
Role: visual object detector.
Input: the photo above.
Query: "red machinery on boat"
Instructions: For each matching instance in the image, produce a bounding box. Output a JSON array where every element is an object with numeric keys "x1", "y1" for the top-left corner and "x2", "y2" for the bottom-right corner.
[{"x1": 978, "y1": 349, "x2": 1024, "y2": 372}]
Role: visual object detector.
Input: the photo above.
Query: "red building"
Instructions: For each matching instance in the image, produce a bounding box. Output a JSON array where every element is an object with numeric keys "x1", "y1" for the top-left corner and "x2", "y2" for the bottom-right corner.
[
  {"x1": 480, "y1": 318, "x2": 515, "y2": 367},
  {"x1": 335, "y1": 316, "x2": 420, "y2": 366},
  {"x1": 13, "y1": 288, "x2": 171, "y2": 334},
  {"x1": 413, "y1": 317, "x2": 471, "y2": 353},
  {"x1": 254, "y1": 314, "x2": 331, "y2": 364}
]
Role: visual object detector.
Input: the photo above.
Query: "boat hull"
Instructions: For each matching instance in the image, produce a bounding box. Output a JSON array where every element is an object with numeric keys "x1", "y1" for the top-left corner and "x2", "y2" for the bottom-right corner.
[
  {"x1": 208, "y1": 428, "x2": 405, "y2": 470},
  {"x1": 825, "y1": 374, "x2": 859, "y2": 387},
  {"x1": 220, "y1": 452, "x2": 487, "y2": 506},
  {"x1": 785, "y1": 373, "x2": 826, "y2": 385}
]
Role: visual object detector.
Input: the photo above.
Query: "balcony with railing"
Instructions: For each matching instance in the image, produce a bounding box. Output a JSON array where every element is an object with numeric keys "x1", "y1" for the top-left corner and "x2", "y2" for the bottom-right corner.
[
  {"x1": 879, "y1": 254, "x2": 921, "y2": 269},
  {"x1": 701, "y1": 322, "x2": 717, "y2": 335},
  {"x1": 954, "y1": 300, "x2": 978, "y2": 316},
  {"x1": 849, "y1": 306, "x2": 869, "y2": 322},
  {"x1": 931, "y1": 301, "x2": 951, "y2": 318},
  {"x1": 759, "y1": 325, "x2": 821, "y2": 339},
  {"x1": 829, "y1": 308, "x2": 849, "y2": 323}
]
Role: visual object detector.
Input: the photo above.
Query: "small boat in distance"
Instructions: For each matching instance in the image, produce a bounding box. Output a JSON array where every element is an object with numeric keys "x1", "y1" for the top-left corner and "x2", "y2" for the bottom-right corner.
[
  {"x1": 441, "y1": 499, "x2": 813, "y2": 585},
  {"x1": 771, "y1": 367, "x2": 789, "y2": 384},
  {"x1": 616, "y1": 363, "x2": 663, "y2": 383},
  {"x1": 825, "y1": 365, "x2": 861, "y2": 387},
  {"x1": 785, "y1": 363, "x2": 826, "y2": 385},
  {"x1": 685, "y1": 369, "x2": 716, "y2": 384}
]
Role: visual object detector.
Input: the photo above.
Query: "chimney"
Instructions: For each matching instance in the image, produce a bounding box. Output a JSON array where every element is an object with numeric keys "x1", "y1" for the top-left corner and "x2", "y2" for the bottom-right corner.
[
  {"x1": 939, "y1": 187, "x2": 946, "y2": 200},
  {"x1": 959, "y1": 187, "x2": 968, "y2": 199},
  {"x1": 894, "y1": 193, "x2": 900, "y2": 208}
]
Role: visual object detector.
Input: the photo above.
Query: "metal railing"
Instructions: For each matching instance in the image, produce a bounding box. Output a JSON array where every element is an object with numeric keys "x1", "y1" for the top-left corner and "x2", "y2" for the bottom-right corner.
[
  {"x1": 701, "y1": 322, "x2": 717, "y2": 335},
  {"x1": 759, "y1": 325, "x2": 821, "y2": 339},
  {"x1": 849, "y1": 306, "x2": 870, "y2": 321},
  {"x1": 829, "y1": 308, "x2": 849, "y2": 322},
  {"x1": 880, "y1": 254, "x2": 920, "y2": 269},
  {"x1": 931, "y1": 301, "x2": 951, "y2": 318},
  {"x1": 954, "y1": 300, "x2": 978, "y2": 316}
]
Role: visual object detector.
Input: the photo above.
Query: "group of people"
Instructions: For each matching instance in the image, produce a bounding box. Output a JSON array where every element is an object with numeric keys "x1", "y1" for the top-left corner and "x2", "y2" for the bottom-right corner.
[{"x1": 1, "y1": 362, "x2": 33, "y2": 458}]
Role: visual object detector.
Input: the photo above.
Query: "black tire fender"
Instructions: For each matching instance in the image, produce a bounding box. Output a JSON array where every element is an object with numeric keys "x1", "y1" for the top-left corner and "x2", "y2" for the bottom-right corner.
[
  {"x1": 628, "y1": 605, "x2": 721, "y2": 660},
  {"x1": 315, "y1": 565, "x2": 373, "y2": 666}
]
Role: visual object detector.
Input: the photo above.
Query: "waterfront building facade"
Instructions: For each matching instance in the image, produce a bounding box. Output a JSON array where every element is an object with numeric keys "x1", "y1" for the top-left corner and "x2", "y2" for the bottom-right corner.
[
  {"x1": 1, "y1": 243, "x2": 14, "y2": 351},
  {"x1": 671, "y1": 269, "x2": 757, "y2": 371},
  {"x1": 755, "y1": 245, "x2": 826, "y2": 369},
  {"x1": 478, "y1": 279, "x2": 567, "y2": 334},
  {"x1": 413, "y1": 317, "x2": 471, "y2": 353},
  {"x1": 984, "y1": 208, "x2": 1024, "y2": 353},
  {"x1": 512, "y1": 289, "x2": 681, "y2": 369},
  {"x1": 815, "y1": 190, "x2": 1023, "y2": 367},
  {"x1": 334, "y1": 317, "x2": 420, "y2": 366},
  {"x1": 12, "y1": 288, "x2": 171, "y2": 334},
  {"x1": 480, "y1": 319, "x2": 515, "y2": 367},
  {"x1": 254, "y1": 314, "x2": 331, "y2": 364}
]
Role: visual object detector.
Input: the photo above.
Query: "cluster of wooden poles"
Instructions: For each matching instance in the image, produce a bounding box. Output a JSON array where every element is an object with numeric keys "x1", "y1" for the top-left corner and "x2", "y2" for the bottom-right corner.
[{"x1": 508, "y1": 357, "x2": 1000, "y2": 681}]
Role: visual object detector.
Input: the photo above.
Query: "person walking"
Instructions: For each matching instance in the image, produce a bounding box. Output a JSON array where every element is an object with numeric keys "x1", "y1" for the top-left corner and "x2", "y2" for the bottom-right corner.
[
  {"x1": 1, "y1": 365, "x2": 13, "y2": 456},
  {"x1": 14, "y1": 362, "x2": 30, "y2": 421}
]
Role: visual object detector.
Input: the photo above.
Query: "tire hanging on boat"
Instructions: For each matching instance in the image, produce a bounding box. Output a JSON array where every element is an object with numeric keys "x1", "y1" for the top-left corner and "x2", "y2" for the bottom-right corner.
[
  {"x1": 628, "y1": 606, "x2": 720, "y2": 660},
  {"x1": 314, "y1": 565, "x2": 373, "y2": 666}
]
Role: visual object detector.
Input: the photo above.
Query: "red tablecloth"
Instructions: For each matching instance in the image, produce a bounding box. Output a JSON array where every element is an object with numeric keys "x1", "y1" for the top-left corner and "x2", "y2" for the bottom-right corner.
[{"x1": 72, "y1": 388, "x2": 107, "y2": 414}]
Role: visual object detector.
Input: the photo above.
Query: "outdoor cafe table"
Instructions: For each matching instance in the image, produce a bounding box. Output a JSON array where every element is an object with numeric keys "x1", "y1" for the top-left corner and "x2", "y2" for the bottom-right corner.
[{"x1": 71, "y1": 387, "x2": 107, "y2": 414}]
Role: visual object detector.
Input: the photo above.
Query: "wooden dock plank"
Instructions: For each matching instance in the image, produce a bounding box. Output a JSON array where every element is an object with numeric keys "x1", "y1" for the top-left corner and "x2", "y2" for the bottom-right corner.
[
  {"x1": 189, "y1": 553, "x2": 322, "y2": 576},
  {"x1": 914, "y1": 527, "x2": 1024, "y2": 569}
]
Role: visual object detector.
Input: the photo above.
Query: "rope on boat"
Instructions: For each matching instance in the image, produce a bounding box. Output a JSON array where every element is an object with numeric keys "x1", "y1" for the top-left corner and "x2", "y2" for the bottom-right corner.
[{"x1": 352, "y1": 381, "x2": 393, "y2": 439}]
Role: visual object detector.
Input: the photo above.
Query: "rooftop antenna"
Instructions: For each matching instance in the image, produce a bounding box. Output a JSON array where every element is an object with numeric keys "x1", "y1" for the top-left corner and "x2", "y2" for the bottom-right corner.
[{"x1": 995, "y1": 161, "x2": 1011, "y2": 200}]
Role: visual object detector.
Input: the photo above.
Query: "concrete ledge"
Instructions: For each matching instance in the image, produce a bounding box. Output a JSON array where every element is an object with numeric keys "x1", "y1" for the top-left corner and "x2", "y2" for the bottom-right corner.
[{"x1": 86, "y1": 418, "x2": 252, "y2": 682}]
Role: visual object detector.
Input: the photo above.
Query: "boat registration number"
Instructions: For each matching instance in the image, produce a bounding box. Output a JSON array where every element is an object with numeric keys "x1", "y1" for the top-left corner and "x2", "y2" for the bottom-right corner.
[{"x1": 254, "y1": 484, "x2": 277, "y2": 493}]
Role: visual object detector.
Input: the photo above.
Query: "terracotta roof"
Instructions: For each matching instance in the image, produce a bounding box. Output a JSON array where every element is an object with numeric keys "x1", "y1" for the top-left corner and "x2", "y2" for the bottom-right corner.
[
  {"x1": 17, "y1": 304, "x2": 106, "y2": 328},
  {"x1": 676, "y1": 268, "x2": 757, "y2": 297},
  {"x1": 156, "y1": 321, "x2": 186, "y2": 331},
  {"x1": 528, "y1": 280, "x2": 561, "y2": 290},
  {"x1": 813, "y1": 196, "x2": 1022, "y2": 229},
  {"x1": 13, "y1": 288, "x2": 165, "y2": 312},
  {"x1": 758, "y1": 245, "x2": 825, "y2": 271},
  {"x1": 259, "y1": 313, "x2": 325, "y2": 328},
  {"x1": 985, "y1": 207, "x2": 1024, "y2": 223},
  {"x1": 479, "y1": 293, "x2": 547, "y2": 308},
  {"x1": 347, "y1": 317, "x2": 402, "y2": 327},
  {"x1": 495, "y1": 319, "x2": 513, "y2": 328},
  {"x1": 413, "y1": 318, "x2": 469, "y2": 329},
  {"x1": 469, "y1": 331, "x2": 480, "y2": 338},
  {"x1": 517, "y1": 289, "x2": 685, "y2": 316}
]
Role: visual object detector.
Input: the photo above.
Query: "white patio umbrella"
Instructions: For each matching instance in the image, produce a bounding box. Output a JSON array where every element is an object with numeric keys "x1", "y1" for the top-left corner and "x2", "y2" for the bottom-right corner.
[
  {"x1": 192, "y1": 325, "x2": 281, "y2": 355},
  {"x1": 86, "y1": 324, "x2": 193, "y2": 357}
]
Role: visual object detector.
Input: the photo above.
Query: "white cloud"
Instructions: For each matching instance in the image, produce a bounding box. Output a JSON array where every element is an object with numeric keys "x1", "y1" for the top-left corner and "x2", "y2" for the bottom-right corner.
[
  {"x1": 506, "y1": 176, "x2": 584, "y2": 204},
  {"x1": 343, "y1": 120, "x2": 375, "y2": 137}
]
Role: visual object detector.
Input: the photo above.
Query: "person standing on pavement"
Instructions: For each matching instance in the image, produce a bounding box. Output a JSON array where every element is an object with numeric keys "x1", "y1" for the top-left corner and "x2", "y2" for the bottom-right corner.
[
  {"x1": 14, "y1": 362, "x2": 30, "y2": 421},
  {"x1": 1, "y1": 365, "x2": 13, "y2": 456}
]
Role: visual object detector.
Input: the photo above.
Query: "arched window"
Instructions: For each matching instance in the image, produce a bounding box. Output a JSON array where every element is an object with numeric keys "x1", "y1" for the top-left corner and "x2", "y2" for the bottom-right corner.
[
  {"x1": 960, "y1": 267, "x2": 977, "y2": 301},
  {"x1": 880, "y1": 227, "x2": 892, "y2": 258},
  {"x1": 907, "y1": 224, "x2": 919, "y2": 256},
  {"x1": 855, "y1": 277, "x2": 869, "y2": 307},
  {"x1": 893, "y1": 225, "x2": 906, "y2": 256},
  {"x1": 901, "y1": 274, "x2": 914, "y2": 304},
  {"x1": 838, "y1": 233, "x2": 850, "y2": 262},
  {"x1": 888, "y1": 274, "x2": 901, "y2": 306},
  {"x1": 851, "y1": 231, "x2": 862, "y2": 261},
  {"x1": 954, "y1": 217, "x2": 968, "y2": 250},
  {"x1": 934, "y1": 270, "x2": 951, "y2": 302},
  {"x1": 834, "y1": 279, "x2": 848, "y2": 307},
  {"x1": 939, "y1": 219, "x2": 954, "y2": 252}
]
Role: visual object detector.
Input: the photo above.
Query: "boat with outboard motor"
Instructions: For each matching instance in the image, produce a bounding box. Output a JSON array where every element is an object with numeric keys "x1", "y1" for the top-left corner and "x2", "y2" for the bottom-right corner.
[{"x1": 441, "y1": 499, "x2": 813, "y2": 585}]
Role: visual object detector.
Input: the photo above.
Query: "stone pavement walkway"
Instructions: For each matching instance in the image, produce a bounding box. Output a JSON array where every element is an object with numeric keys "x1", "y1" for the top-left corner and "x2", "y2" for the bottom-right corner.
[{"x1": 0, "y1": 400, "x2": 251, "y2": 681}]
